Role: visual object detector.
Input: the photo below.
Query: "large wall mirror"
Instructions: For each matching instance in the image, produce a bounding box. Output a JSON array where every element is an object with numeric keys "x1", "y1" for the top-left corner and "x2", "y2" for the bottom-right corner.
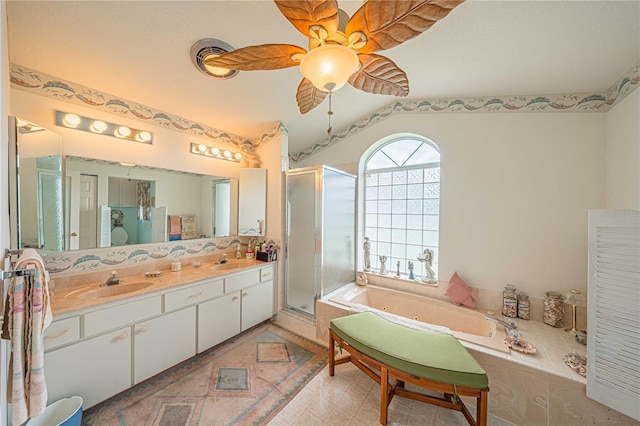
[{"x1": 10, "y1": 117, "x2": 238, "y2": 252}]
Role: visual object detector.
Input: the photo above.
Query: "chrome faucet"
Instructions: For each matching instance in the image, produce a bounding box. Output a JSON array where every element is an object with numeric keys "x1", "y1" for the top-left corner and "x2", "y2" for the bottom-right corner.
[
  {"x1": 101, "y1": 270, "x2": 122, "y2": 287},
  {"x1": 218, "y1": 253, "x2": 228, "y2": 264},
  {"x1": 484, "y1": 315, "x2": 519, "y2": 338}
]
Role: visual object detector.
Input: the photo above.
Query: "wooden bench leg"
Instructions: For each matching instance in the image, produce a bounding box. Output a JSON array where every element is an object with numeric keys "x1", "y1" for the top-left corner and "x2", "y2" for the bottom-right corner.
[
  {"x1": 329, "y1": 330, "x2": 336, "y2": 377},
  {"x1": 380, "y1": 366, "x2": 388, "y2": 425},
  {"x1": 477, "y1": 389, "x2": 488, "y2": 426}
]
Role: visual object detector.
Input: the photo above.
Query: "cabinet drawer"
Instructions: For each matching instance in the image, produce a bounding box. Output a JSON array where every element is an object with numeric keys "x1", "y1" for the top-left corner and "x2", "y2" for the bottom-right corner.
[
  {"x1": 44, "y1": 317, "x2": 80, "y2": 351},
  {"x1": 225, "y1": 269, "x2": 261, "y2": 293},
  {"x1": 165, "y1": 279, "x2": 223, "y2": 312},
  {"x1": 260, "y1": 265, "x2": 274, "y2": 282},
  {"x1": 84, "y1": 295, "x2": 161, "y2": 337}
]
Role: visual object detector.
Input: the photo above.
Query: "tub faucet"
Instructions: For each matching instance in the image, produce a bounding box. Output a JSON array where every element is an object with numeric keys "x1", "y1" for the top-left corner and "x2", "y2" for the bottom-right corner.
[
  {"x1": 101, "y1": 270, "x2": 122, "y2": 287},
  {"x1": 218, "y1": 254, "x2": 228, "y2": 264},
  {"x1": 484, "y1": 315, "x2": 518, "y2": 338}
]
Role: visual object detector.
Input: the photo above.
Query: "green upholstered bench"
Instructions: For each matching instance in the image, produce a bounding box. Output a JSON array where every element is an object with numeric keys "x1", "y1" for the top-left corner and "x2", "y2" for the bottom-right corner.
[{"x1": 329, "y1": 312, "x2": 489, "y2": 426}]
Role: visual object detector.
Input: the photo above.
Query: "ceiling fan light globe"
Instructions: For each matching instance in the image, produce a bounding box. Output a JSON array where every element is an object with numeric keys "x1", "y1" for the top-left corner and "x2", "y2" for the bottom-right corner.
[{"x1": 300, "y1": 44, "x2": 359, "y2": 93}]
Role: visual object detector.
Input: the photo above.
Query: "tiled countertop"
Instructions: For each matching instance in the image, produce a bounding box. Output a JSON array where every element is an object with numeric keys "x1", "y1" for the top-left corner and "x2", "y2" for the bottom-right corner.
[
  {"x1": 50, "y1": 259, "x2": 271, "y2": 316},
  {"x1": 461, "y1": 316, "x2": 588, "y2": 383}
]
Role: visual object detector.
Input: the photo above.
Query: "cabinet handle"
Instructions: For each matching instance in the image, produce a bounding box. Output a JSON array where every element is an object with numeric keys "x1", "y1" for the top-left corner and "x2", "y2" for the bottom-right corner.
[
  {"x1": 242, "y1": 292, "x2": 249, "y2": 297},
  {"x1": 138, "y1": 326, "x2": 148, "y2": 333},
  {"x1": 118, "y1": 333, "x2": 127, "y2": 340},
  {"x1": 232, "y1": 296, "x2": 239, "y2": 301},
  {"x1": 45, "y1": 329, "x2": 69, "y2": 339},
  {"x1": 188, "y1": 292, "x2": 203, "y2": 299}
]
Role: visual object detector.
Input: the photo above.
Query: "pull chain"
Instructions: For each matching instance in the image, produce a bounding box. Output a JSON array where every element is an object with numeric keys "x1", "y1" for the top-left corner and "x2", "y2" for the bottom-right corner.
[{"x1": 327, "y1": 90, "x2": 333, "y2": 135}]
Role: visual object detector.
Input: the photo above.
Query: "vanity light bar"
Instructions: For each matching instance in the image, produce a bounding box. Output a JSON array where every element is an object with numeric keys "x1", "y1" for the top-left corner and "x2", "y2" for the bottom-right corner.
[
  {"x1": 55, "y1": 111, "x2": 153, "y2": 144},
  {"x1": 190, "y1": 142, "x2": 242, "y2": 162}
]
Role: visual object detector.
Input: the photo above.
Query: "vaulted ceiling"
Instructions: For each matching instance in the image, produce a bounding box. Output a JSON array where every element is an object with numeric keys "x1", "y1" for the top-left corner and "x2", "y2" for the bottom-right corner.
[{"x1": 6, "y1": 1, "x2": 640, "y2": 156}]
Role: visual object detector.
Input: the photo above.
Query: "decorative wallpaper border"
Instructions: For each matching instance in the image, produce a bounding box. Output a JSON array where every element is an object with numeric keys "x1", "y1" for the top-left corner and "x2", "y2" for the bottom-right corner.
[
  {"x1": 43, "y1": 236, "x2": 281, "y2": 276},
  {"x1": 9, "y1": 64, "x2": 280, "y2": 161},
  {"x1": 290, "y1": 62, "x2": 640, "y2": 162},
  {"x1": 11, "y1": 62, "x2": 639, "y2": 166}
]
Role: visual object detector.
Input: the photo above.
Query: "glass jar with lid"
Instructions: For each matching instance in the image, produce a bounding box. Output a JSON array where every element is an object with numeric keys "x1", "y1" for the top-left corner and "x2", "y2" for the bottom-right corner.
[
  {"x1": 543, "y1": 291, "x2": 564, "y2": 327},
  {"x1": 502, "y1": 285, "x2": 518, "y2": 318},
  {"x1": 517, "y1": 291, "x2": 530, "y2": 320}
]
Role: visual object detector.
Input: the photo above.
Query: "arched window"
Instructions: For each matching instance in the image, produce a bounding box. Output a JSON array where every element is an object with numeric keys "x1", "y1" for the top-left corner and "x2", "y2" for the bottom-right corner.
[{"x1": 363, "y1": 136, "x2": 440, "y2": 280}]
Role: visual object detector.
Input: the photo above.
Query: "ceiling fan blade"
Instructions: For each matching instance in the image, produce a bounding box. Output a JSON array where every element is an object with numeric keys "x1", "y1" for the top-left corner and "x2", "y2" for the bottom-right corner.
[
  {"x1": 204, "y1": 44, "x2": 307, "y2": 70},
  {"x1": 274, "y1": 0, "x2": 339, "y2": 38},
  {"x1": 296, "y1": 78, "x2": 328, "y2": 114},
  {"x1": 348, "y1": 54, "x2": 409, "y2": 97},
  {"x1": 345, "y1": 0, "x2": 464, "y2": 53}
]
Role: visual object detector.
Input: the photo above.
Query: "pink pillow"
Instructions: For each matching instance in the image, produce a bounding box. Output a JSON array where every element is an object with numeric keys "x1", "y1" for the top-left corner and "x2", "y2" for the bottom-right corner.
[{"x1": 445, "y1": 272, "x2": 479, "y2": 308}]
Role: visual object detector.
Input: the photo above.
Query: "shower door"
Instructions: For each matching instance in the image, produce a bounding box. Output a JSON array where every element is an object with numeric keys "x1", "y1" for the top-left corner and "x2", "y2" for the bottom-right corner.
[{"x1": 285, "y1": 166, "x2": 356, "y2": 317}]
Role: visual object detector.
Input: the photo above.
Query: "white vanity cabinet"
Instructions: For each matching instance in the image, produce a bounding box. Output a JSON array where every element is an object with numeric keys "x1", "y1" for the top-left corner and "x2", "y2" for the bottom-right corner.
[
  {"x1": 44, "y1": 263, "x2": 275, "y2": 409},
  {"x1": 45, "y1": 326, "x2": 131, "y2": 409},
  {"x1": 134, "y1": 306, "x2": 196, "y2": 383}
]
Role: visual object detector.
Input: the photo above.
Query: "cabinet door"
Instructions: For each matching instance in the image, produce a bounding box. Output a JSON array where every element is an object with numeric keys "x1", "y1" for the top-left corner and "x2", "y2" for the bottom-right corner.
[
  {"x1": 134, "y1": 307, "x2": 196, "y2": 384},
  {"x1": 45, "y1": 327, "x2": 131, "y2": 409},
  {"x1": 198, "y1": 292, "x2": 241, "y2": 353},
  {"x1": 241, "y1": 281, "x2": 274, "y2": 331}
]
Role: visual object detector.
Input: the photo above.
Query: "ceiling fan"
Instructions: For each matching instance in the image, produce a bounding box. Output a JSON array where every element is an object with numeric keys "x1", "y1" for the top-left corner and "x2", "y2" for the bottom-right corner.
[{"x1": 205, "y1": 0, "x2": 464, "y2": 116}]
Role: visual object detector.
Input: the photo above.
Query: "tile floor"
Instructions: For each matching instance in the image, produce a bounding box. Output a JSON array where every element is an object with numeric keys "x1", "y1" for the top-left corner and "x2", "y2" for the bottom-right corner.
[{"x1": 268, "y1": 362, "x2": 515, "y2": 426}]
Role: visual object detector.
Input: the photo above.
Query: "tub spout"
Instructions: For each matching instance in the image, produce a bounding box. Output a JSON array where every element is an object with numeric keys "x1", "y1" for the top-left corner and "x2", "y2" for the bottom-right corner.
[{"x1": 484, "y1": 315, "x2": 518, "y2": 338}]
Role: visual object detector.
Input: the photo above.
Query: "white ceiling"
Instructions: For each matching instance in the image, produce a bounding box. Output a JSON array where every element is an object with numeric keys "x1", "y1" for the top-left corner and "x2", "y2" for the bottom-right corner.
[{"x1": 6, "y1": 0, "x2": 640, "y2": 156}]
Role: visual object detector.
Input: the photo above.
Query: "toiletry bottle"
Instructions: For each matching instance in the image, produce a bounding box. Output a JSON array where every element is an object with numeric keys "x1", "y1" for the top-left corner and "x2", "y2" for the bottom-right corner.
[
  {"x1": 236, "y1": 244, "x2": 241, "y2": 259},
  {"x1": 246, "y1": 245, "x2": 254, "y2": 259}
]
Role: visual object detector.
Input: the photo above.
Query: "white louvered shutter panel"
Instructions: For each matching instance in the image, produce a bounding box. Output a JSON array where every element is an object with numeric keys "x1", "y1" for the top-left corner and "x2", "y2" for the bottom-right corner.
[{"x1": 587, "y1": 210, "x2": 640, "y2": 421}]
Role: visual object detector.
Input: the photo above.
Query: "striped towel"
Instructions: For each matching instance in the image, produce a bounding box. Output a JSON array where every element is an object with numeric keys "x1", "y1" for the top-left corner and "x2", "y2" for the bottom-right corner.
[{"x1": 2, "y1": 249, "x2": 52, "y2": 424}]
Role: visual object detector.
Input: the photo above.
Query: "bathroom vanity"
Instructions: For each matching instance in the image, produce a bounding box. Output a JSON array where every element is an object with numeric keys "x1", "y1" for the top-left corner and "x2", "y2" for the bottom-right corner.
[{"x1": 43, "y1": 261, "x2": 275, "y2": 408}]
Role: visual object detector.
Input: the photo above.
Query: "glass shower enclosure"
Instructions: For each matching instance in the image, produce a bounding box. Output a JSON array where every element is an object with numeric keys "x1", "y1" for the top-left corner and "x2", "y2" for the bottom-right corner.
[{"x1": 285, "y1": 165, "x2": 356, "y2": 317}]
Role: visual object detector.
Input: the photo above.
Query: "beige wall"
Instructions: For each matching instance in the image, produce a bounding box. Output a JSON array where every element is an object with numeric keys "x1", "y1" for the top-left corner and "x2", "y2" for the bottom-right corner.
[
  {"x1": 605, "y1": 90, "x2": 640, "y2": 210},
  {"x1": 255, "y1": 131, "x2": 287, "y2": 311},
  {"x1": 296, "y1": 112, "x2": 607, "y2": 299}
]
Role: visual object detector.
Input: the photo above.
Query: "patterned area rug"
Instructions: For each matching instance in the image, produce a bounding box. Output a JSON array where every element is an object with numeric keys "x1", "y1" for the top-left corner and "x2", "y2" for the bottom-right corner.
[{"x1": 83, "y1": 322, "x2": 328, "y2": 425}]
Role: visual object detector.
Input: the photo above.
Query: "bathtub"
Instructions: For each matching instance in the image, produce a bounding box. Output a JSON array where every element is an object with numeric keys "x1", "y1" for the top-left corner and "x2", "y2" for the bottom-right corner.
[{"x1": 325, "y1": 283, "x2": 509, "y2": 352}]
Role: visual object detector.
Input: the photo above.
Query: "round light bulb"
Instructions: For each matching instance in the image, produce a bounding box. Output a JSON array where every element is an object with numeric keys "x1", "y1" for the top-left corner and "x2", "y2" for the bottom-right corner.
[
  {"x1": 90, "y1": 120, "x2": 107, "y2": 133},
  {"x1": 234, "y1": 153, "x2": 242, "y2": 160},
  {"x1": 210, "y1": 147, "x2": 220, "y2": 156},
  {"x1": 203, "y1": 53, "x2": 234, "y2": 78},
  {"x1": 223, "y1": 150, "x2": 231, "y2": 158},
  {"x1": 63, "y1": 113, "x2": 81, "y2": 128},
  {"x1": 116, "y1": 126, "x2": 131, "y2": 138},
  {"x1": 136, "y1": 131, "x2": 152, "y2": 142},
  {"x1": 299, "y1": 44, "x2": 359, "y2": 92},
  {"x1": 197, "y1": 144, "x2": 207, "y2": 153}
]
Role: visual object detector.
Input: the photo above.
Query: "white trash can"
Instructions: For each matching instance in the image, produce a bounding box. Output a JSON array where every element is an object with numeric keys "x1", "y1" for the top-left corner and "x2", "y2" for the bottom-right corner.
[{"x1": 28, "y1": 396, "x2": 83, "y2": 426}]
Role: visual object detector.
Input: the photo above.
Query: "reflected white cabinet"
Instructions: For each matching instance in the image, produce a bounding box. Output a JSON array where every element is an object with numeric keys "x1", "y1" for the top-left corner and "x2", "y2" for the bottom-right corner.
[
  {"x1": 238, "y1": 168, "x2": 267, "y2": 236},
  {"x1": 108, "y1": 177, "x2": 138, "y2": 207},
  {"x1": 134, "y1": 306, "x2": 196, "y2": 383},
  {"x1": 45, "y1": 327, "x2": 131, "y2": 408}
]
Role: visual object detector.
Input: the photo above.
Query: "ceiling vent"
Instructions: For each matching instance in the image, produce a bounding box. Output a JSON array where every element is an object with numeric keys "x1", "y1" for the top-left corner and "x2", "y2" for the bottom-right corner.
[{"x1": 191, "y1": 38, "x2": 238, "y2": 80}]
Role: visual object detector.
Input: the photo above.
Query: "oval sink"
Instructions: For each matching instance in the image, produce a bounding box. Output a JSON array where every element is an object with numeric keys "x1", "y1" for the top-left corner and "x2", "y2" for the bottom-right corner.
[
  {"x1": 210, "y1": 260, "x2": 256, "y2": 271},
  {"x1": 78, "y1": 281, "x2": 154, "y2": 299}
]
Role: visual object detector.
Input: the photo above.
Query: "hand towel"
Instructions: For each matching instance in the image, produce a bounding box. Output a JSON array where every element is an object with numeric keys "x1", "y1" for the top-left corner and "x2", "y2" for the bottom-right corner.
[{"x1": 4, "y1": 248, "x2": 51, "y2": 424}]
